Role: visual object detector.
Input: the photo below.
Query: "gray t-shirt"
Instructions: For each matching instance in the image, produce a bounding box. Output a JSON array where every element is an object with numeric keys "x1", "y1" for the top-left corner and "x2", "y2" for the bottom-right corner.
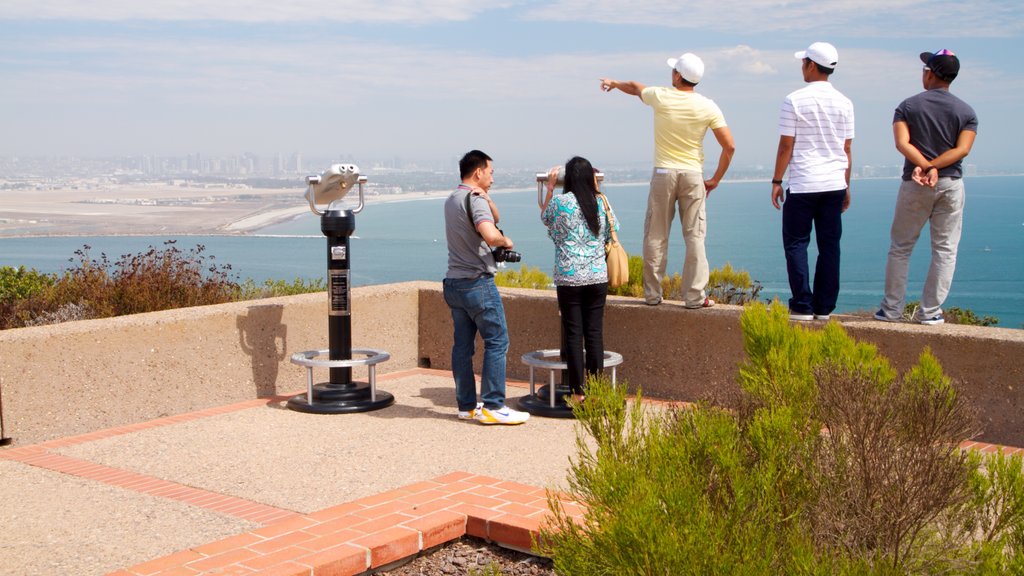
[
  {"x1": 894, "y1": 88, "x2": 978, "y2": 180},
  {"x1": 444, "y1": 185, "x2": 497, "y2": 279}
]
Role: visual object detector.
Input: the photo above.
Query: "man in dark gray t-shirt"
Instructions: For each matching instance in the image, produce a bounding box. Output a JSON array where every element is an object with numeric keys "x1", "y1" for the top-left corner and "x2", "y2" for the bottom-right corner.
[
  {"x1": 441, "y1": 150, "x2": 529, "y2": 425},
  {"x1": 876, "y1": 49, "x2": 978, "y2": 326}
]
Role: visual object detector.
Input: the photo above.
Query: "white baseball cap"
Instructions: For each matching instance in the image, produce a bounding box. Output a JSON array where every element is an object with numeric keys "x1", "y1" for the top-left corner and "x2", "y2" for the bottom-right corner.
[
  {"x1": 794, "y1": 42, "x2": 838, "y2": 69},
  {"x1": 666, "y1": 52, "x2": 704, "y2": 84}
]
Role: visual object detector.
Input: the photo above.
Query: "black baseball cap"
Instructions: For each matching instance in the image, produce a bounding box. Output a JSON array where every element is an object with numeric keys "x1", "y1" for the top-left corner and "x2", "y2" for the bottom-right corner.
[{"x1": 920, "y1": 49, "x2": 960, "y2": 82}]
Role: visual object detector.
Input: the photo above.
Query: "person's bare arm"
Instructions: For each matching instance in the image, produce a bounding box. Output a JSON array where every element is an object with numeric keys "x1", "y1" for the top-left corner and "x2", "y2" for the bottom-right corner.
[
  {"x1": 476, "y1": 220, "x2": 512, "y2": 248},
  {"x1": 704, "y1": 126, "x2": 735, "y2": 194},
  {"x1": 929, "y1": 130, "x2": 977, "y2": 172},
  {"x1": 600, "y1": 78, "x2": 646, "y2": 98},
  {"x1": 842, "y1": 138, "x2": 852, "y2": 212},
  {"x1": 771, "y1": 135, "x2": 795, "y2": 210}
]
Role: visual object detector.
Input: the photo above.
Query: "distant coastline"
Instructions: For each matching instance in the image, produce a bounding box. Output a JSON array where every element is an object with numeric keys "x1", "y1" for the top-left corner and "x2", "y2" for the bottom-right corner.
[{"x1": 3, "y1": 174, "x2": 1019, "y2": 239}]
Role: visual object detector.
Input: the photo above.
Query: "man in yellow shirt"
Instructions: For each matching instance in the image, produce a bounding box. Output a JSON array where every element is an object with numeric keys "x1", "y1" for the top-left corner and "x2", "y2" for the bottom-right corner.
[{"x1": 601, "y1": 53, "x2": 735, "y2": 308}]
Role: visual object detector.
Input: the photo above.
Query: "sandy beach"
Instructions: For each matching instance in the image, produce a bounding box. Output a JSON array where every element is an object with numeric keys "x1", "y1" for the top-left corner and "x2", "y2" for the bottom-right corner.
[{"x1": 0, "y1": 184, "x2": 458, "y2": 238}]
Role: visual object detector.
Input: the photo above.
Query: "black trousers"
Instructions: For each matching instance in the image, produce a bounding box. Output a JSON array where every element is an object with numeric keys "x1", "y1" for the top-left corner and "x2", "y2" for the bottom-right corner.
[
  {"x1": 556, "y1": 282, "x2": 608, "y2": 394},
  {"x1": 782, "y1": 189, "x2": 845, "y2": 316}
]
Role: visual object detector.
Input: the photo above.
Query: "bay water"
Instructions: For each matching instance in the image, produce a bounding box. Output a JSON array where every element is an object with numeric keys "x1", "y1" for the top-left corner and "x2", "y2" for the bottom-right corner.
[{"x1": 2, "y1": 176, "x2": 1022, "y2": 328}]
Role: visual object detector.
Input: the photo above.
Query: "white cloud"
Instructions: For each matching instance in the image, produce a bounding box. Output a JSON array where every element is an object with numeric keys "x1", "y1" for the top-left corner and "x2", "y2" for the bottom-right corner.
[
  {"x1": 719, "y1": 45, "x2": 776, "y2": 76},
  {"x1": 524, "y1": 0, "x2": 1024, "y2": 37},
  {"x1": 0, "y1": 0, "x2": 518, "y2": 23}
]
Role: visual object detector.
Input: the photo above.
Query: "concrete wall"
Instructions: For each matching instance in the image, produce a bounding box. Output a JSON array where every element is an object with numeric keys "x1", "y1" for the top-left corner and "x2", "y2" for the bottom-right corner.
[
  {"x1": 418, "y1": 284, "x2": 1024, "y2": 447},
  {"x1": 0, "y1": 283, "x2": 422, "y2": 445},
  {"x1": 2, "y1": 281, "x2": 1022, "y2": 447}
]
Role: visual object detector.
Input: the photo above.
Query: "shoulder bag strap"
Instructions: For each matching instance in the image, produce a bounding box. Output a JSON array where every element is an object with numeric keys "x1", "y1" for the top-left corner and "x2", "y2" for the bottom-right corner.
[{"x1": 597, "y1": 194, "x2": 619, "y2": 243}]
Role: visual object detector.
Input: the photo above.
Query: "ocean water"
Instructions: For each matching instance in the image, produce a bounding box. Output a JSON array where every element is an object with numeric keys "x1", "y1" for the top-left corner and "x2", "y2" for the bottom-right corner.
[{"x1": 2, "y1": 176, "x2": 1022, "y2": 328}]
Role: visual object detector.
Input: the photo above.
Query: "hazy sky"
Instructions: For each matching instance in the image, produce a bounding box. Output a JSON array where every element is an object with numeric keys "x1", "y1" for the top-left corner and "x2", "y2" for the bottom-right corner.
[{"x1": 2, "y1": 1, "x2": 1021, "y2": 171}]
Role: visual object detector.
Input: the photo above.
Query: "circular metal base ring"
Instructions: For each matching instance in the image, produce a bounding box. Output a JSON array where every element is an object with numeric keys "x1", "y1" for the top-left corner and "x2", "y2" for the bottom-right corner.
[{"x1": 287, "y1": 389, "x2": 394, "y2": 414}]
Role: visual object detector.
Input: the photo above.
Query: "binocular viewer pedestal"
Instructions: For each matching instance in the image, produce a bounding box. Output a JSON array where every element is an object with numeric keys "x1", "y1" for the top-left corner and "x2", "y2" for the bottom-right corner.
[
  {"x1": 517, "y1": 349, "x2": 623, "y2": 418},
  {"x1": 286, "y1": 195, "x2": 394, "y2": 414},
  {"x1": 287, "y1": 348, "x2": 393, "y2": 414}
]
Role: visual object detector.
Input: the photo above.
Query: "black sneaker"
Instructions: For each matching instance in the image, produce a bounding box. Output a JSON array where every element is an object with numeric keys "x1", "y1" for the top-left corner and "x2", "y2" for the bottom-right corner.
[{"x1": 873, "y1": 309, "x2": 899, "y2": 322}]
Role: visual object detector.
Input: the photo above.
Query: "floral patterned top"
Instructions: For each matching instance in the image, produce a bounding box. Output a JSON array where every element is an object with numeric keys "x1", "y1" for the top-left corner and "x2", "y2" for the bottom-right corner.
[{"x1": 541, "y1": 191, "x2": 619, "y2": 286}]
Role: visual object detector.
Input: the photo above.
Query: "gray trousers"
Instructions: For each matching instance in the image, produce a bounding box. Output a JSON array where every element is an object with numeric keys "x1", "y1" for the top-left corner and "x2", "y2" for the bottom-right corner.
[{"x1": 879, "y1": 177, "x2": 965, "y2": 321}]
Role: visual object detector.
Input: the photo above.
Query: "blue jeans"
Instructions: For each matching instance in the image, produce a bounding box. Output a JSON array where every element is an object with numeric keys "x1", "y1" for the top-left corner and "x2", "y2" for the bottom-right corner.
[
  {"x1": 782, "y1": 189, "x2": 845, "y2": 316},
  {"x1": 443, "y1": 276, "x2": 509, "y2": 411}
]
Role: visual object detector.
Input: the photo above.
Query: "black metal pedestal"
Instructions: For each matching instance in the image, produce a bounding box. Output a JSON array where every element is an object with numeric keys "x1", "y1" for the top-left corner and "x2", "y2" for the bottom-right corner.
[
  {"x1": 517, "y1": 383, "x2": 576, "y2": 418},
  {"x1": 287, "y1": 382, "x2": 394, "y2": 414},
  {"x1": 286, "y1": 208, "x2": 393, "y2": 414}
]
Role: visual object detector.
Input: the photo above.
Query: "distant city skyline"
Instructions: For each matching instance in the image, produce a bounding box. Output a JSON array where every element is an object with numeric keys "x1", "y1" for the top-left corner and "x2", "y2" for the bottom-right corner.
[{"x1": 2, "y1": 1, "x2": 1022, "y2": 171}]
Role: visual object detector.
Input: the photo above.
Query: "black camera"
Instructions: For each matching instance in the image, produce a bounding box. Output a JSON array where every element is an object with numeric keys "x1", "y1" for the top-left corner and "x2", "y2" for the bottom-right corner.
[{"x1": 492, "y1": 246, "x2": 522, "y2": 263}]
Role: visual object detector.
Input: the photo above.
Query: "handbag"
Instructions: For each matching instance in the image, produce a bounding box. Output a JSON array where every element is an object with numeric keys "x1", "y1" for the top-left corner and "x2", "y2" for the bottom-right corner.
[{"x1": 598, "y1": 194, "x2": 629, "y2": 289}]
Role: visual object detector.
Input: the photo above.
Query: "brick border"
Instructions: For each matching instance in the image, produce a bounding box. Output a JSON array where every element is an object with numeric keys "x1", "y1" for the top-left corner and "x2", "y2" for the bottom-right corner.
[{"x1": 109, "y1": 471, "x2": 578, "y2": 576}]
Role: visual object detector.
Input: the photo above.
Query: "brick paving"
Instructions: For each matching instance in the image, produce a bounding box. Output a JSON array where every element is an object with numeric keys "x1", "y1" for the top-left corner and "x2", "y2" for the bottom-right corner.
[{"x1": 1, "y1": 367, "x2": 1019, "y2": 576}]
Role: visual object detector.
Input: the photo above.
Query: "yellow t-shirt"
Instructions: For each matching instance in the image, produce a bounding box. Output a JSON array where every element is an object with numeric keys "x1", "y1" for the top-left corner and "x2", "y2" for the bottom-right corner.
[{"x1": 641, "y1": 86, "x2": 727, "y2": 172}]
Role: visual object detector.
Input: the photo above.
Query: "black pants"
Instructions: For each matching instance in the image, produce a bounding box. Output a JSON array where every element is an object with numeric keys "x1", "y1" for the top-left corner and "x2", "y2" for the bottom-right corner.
[
  {"x1": 782, "y1": 189, "x2": 845, "y2": 316},
  {"x1": 556, "y1": 282, "x2": 608, "y2": 394}
]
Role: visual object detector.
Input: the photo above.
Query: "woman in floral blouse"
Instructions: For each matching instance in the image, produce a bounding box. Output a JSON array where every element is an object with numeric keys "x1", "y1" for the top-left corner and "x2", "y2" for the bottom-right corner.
[{"x1": 541, "y1": 156, "x2": 618, "y2": 402}]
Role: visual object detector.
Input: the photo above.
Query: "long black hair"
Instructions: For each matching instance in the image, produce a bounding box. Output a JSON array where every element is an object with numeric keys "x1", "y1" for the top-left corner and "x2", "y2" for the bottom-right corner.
[{"x1": 562, "y1": 156, "x2": 601, "y2": 237}]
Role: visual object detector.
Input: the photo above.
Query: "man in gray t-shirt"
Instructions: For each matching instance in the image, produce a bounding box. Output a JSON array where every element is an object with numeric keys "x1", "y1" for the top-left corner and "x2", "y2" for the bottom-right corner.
[
  {"x1": 441, "y1": 150, "x2": 529, "y2": 425},
  {"x1": 875, "y1": 50, "x2": 978, "y2": 326}
]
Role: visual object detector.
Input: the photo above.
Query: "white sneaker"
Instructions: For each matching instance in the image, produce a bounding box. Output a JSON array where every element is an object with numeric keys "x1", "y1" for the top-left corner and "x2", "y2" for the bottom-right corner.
[
  {"x1": 477, "y1": 405, "x2": 530, "y2": 425},
  {"x1": 814, "y1": 314, "x2": 831, "y2": 321},
  {"x1": 458, "y1": 402, "x2": 483, "y2": 421}
]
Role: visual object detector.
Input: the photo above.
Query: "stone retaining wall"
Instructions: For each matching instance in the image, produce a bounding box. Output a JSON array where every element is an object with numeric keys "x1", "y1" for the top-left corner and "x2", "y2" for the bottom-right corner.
[{"x1": 2, "y1": 281, "x2": 1022, "y2": 446}]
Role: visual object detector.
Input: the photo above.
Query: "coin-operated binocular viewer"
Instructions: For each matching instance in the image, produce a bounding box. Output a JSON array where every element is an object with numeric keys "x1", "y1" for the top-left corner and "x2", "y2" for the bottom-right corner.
[
  {"x1": 518, "y1": 169, "x2": 622, "y2": 418},
  {"x1": 287, "y1": 164, "x2": 394, "y2": 414}
]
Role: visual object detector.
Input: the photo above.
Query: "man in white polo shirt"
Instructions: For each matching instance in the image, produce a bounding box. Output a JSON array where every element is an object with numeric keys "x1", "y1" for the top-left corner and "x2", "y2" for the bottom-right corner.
[{"x1": 770, "y1": 42, "x2": 854, "y2": 321}]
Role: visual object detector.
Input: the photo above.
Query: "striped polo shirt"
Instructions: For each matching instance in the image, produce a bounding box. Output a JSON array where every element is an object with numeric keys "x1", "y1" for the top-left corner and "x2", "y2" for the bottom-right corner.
[{"x1": 778, "y1": 81, "x2": 854, "y2": 193}]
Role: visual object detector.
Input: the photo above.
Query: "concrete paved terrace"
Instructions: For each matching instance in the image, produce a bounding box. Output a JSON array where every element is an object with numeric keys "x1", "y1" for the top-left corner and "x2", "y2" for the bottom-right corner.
[
  {"x1": 0, "y1": 370, "x2": 589, "y2": 575},
  {"x1": 2, "y1": 368, "x2": 1020, "y2": 575},
  {"x1": 2, "y1": 282, "x2": 1023, "y2": 574}
]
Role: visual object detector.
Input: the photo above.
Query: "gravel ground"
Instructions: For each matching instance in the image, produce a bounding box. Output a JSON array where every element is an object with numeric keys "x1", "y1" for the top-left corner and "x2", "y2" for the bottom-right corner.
[{"x1": 378, "y1": 537, "x2": 555, "y2": 575}]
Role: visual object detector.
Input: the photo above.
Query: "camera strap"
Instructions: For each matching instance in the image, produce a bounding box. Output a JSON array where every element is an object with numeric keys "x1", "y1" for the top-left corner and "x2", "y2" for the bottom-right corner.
[{"x1": 460, "y1": 185, "x2": 482, "y2": 237}]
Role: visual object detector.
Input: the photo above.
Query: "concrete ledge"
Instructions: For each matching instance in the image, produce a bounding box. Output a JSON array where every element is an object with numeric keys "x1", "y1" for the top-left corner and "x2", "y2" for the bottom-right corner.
[
  {"x1": 418, "y1": 285, "x2": 1024, "y2": 447},
  {"x1": 2, "y1": 280, "x2": 1023, "y2": 446},
  {"x1": 0, "y1": 282, "x2": 427, "y2": 445}
]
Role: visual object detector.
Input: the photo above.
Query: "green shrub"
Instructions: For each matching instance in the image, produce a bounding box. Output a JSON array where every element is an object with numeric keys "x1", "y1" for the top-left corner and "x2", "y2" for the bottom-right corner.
[
  {"x1": 495, "y1": 264, "x2": 552, "y2": 290},
  {"x1": 48, "y1": 242, "x2": 240, "y2": 318},
  {"x1": 609, "y1": 258, "x2": 761, "y2": 306},
  {"x1": 708, "y1": 261, "x2": 763, "y2": 305},
  {"x1": 236, "y1": 277, "x2": 326, "y2": 299},
  {"x1": 0, "y1": 266, "x2": 54, "y2": 302},
  {"x1": 1, "y1": 242, "x2": 326, "y2": 329},
  {"x1": 0, "y1": 266, "x2": 58, "y2": 329},
  {"x1": 540, "y1": 300, "x2": 1024, "y2": 574},
  {"x1": 607, "y1": 255, "x2": 681, "y2": 299}
]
